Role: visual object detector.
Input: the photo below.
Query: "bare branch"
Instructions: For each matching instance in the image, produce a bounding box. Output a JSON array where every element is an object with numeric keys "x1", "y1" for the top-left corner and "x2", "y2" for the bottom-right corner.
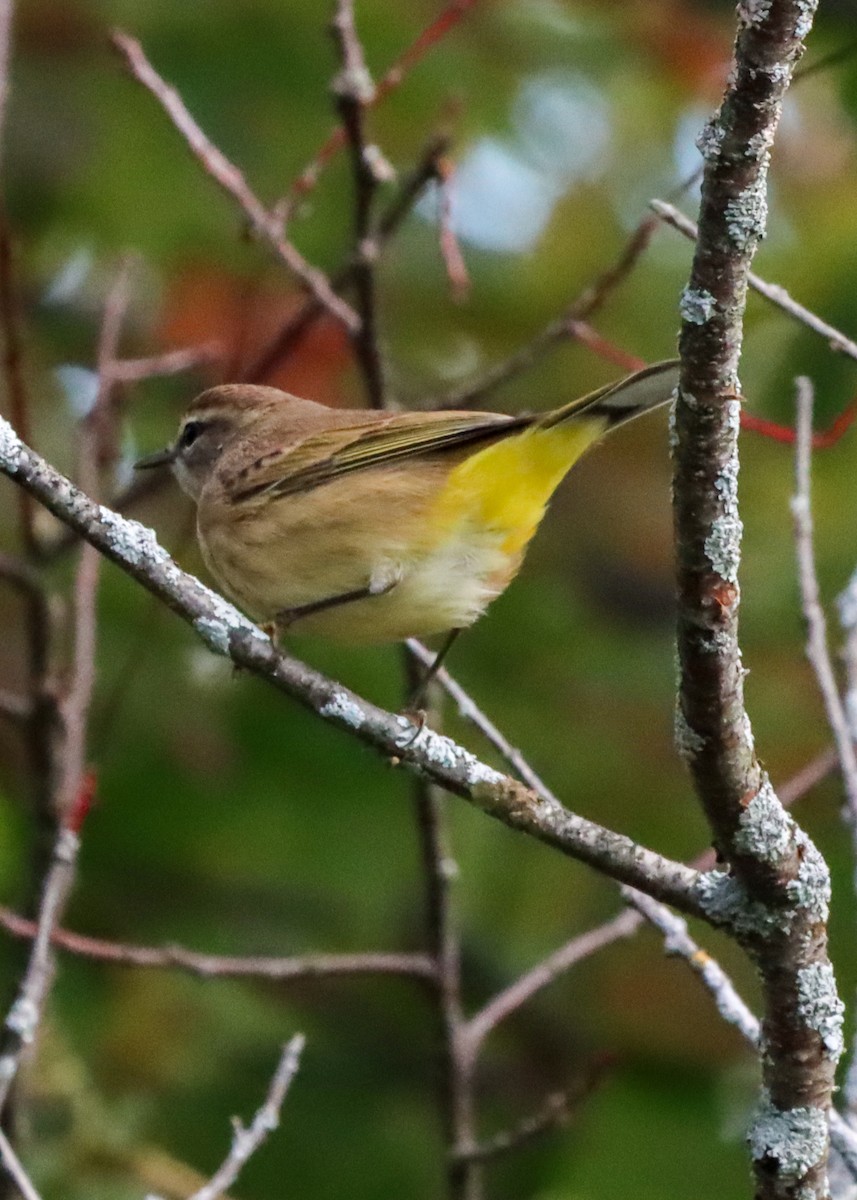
[
  {"x1": 626, "y1": 888, "x2": 760, "y2": 1045},
  {"x1": 452, "y1": 1092, "x2": 570, "y2": 1166},
  {"x1": 652, "y1": 199, "x2": 857, "y2": 366},
  {"x1": 0, "y1": 908, "x2": 436, "y2": 983},
  {"x1": 0, "y1": 820, "x2": 82, "y2": 1113},
  {"x1": 671, "y1": 4, "x2": 841, "y2": 1196},
  {"x1": 435, "y1": 213, "x2": 660, "y2": 410},
  {"x1": 0, "y1": 1127, "x2": 43, "y2": 1200},
  {"x1": 245, "y1": 136, "x2": 449, "y2": 385},
  {"x1": 0, "y1": 217, "x2": 38, "y2": 555},
  {"x1": 791, "y1": 376, "x2": 857, "y2": 824},
  {"x1": 464, "y1": 909, "x2": 640, "y2": 1056},
  {"x1": 110, "y1": 343, "x2": 222, "y2": 384},
  {"x1": 0, "y1": 416, "x2": 703, "y2": 914},
  {"x1": 146, "y1": 1036, "x2": 304, "y2": 1200},
  {"x1": 282, "y1": 0, "x2": 477, "y2": 215},
  {"x1": 406, "y1": 639, "x2": 555, "y2": 795},
  {"x1": 331, "y1": 0, "x2": 389, "y2": 407},
  {"x1": 410, "y1": 754, "x2": 478, "y2": 1197},
  {"x1": 110, "y1": 31, "x2": 359, "y2": 335}
]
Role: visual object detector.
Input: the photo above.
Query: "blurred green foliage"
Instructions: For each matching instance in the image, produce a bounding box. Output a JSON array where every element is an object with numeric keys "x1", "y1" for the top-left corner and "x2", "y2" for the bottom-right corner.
[{"x1": 2, "y1": 0, "x2": 857, "y2": 1196}]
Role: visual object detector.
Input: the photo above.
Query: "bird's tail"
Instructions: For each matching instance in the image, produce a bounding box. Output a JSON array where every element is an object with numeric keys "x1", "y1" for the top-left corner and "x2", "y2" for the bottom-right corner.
[{"x1": 536, "y1": 359, "x2": 680, "y2": 432}]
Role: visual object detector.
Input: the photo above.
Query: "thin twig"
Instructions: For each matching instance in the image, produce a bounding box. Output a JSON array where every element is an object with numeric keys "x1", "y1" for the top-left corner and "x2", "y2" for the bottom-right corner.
[
  {"x1": 434, "y1": 154, "x2": 470, "y2": 301},
  {"x1": 152, "y1": 1035, "x2": 304, "y2": 1200},
  {"x1": 0, "y1": 821, "x2": 82, "y2": 1113},
  {"x1": 406, "y1": 640, "x2": 555, "y2": 796},
  {"x1": 0, "y1": 909, "x2": 436, "y2": 982},
  {"x1": 0, "y1": 217, "x2": 37, "y2": 555},
  {"x1": 331, "y1": 0, "x2": 389, "y2": 407},
  {"x1": 791, "y1": 376, "x2": 857, "y2": 824},
  {"x1": 56, "y1": 266, "x2": 129, "y2": 819},
  {"x1": 403, "y1": 656, "x2": 479, "y2": 1200},
  {"x1": 463, "y1": 909, "x2": 640, "y2": 1056},
  {"x1": 452, "y1": 1092, "x2": 569, "y2": 1166},
  {"x1": 435, "y1": 213, "x2": 661, "y2": 409},
  {"x1": 281, "y1": 0, "x2": 478, "y2": 216},
  {"x1": 110, "y1": 31, "x2": 359, "y2": 335},
  {"x1": 245, "y1": 135, "x2": 449, "y2": 384},
  {"x1": 110, "y1": 342, "x2": 222, "y2": 384},
  {"x1": 0, "y1": 1127, "x2": 42, "y2": 1200},
  {"x1": 624, "y1": 888, "x2": 760, "y2": 1045},
  {"x1": 652, "y1": 198, "x2": 857, "y2": 365}
]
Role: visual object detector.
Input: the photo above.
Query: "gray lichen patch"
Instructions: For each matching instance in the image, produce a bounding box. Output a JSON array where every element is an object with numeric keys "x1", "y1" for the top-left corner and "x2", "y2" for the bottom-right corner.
[
  {"x1": 724, "y1": 180, "x2": 769, "y2": 249},
  {"x1": 748, "y1": 1099, "x2": 828, "y2": 1182},
  {"x1": 796, "y1": 963, "x2": 845, "y2": 1060},
  {"x1": 0, "y1": 417, "x2": 24, "y2": 473},
  {"x1": 734, "y1": 777, "x2": 794, "y2": 865},
  {"x1": 694, "y1": 870, "x2": 786, "y2": 939},
  {"x1": 704, "y1": 512, "x2": 743, "y2": 583},
  {"x1": 787, "y1": 833, "x2": 831, "y2": 925},
  {"x1": 737, "y1": 0, "x2": 773, "y2": 24},
  {"x1": 680, "y1": 287, "x2": 718, "y2": 325},
  {"x1": 674, "y1": 703, "x2": 706, "y2": 762}
]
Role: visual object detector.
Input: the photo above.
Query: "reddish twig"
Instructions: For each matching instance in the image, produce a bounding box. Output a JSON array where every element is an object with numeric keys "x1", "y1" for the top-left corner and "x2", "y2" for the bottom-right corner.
[
  {"x1": 434, "y1": 154, "x2": 470, "y2": 302},
  {"x1": 110, "y1": 30, "x2": 359, "y2": 335},
  {"x1": 741, "y1": 397, "x2": 857, "y2": 450},
  {"x1": 283, "y1": 0, "x2": 478, "y2": 215}
]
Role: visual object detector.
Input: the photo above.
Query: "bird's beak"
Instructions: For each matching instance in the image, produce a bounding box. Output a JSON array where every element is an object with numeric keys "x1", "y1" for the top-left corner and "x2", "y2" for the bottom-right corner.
[{"x1": 134, "y1": 446, "x2": 176, "y2": 470}]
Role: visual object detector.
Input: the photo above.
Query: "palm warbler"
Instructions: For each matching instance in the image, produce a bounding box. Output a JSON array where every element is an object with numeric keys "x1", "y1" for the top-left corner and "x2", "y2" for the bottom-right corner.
[{"x1": 136, "y1": 360, "x2": 678, "y2": 646}]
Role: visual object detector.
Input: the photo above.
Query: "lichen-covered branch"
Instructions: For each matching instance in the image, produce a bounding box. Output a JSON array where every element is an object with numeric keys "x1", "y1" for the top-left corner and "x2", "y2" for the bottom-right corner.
[
  {"x1": 0, "y1": 415, "x2": 702, "y2": 915},
  {"x1": 672, "y1": 3, "x2": 841, "y2": 1197}
]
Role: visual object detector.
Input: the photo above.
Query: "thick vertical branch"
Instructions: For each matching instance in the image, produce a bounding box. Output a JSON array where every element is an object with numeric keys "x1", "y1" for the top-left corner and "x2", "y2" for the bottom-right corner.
[{"x1": 673, "y1": 4, "x2": 841, "y2": 1199}]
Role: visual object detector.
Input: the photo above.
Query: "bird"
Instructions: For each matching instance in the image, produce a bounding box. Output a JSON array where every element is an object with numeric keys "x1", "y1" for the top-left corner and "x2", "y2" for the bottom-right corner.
[{"x1": 136, "y1": 359, "x2": 678, "y2": 689}]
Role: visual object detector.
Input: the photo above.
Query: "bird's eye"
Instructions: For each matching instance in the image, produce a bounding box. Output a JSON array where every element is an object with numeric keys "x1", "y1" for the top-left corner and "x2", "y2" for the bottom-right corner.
[{"x1": 179, "y1": 420, "x2": 205, "y2": 450}]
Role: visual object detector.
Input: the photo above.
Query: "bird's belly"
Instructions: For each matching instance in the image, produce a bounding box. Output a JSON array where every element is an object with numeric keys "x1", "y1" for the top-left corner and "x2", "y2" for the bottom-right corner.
[
  {"x1": 299, "y1": 531, "x2": 517, "y2": 642},
  {"x1": 200, "y1": 511, "x2": 517, "y2": 644}
]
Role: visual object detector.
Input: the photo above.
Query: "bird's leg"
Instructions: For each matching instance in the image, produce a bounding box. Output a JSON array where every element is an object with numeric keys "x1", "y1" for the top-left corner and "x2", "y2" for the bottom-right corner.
[
  {"x1": 405, "y1": 628, "x2": 461, "y2": 713},
  {"x1": 273, "y1": 572, "x2": 400, "y2": 636}
]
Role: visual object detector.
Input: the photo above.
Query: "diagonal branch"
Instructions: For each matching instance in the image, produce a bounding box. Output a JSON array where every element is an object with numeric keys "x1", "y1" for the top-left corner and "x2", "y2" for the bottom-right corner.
[
  {"x1": 110, "y1": 30, "x2": 359, "y2": 335},
  {"x1": 652, "y1": 199, "x2": 857, "y2": 365},
  {"x1": 0, "y1": 415, "x2": 702, "y2": 916}
]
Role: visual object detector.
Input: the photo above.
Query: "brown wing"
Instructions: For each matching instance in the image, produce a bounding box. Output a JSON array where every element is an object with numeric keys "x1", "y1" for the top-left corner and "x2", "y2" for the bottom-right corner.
[{"x1": 228, "y1": 408, "x2": 529, "y2": 503}]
